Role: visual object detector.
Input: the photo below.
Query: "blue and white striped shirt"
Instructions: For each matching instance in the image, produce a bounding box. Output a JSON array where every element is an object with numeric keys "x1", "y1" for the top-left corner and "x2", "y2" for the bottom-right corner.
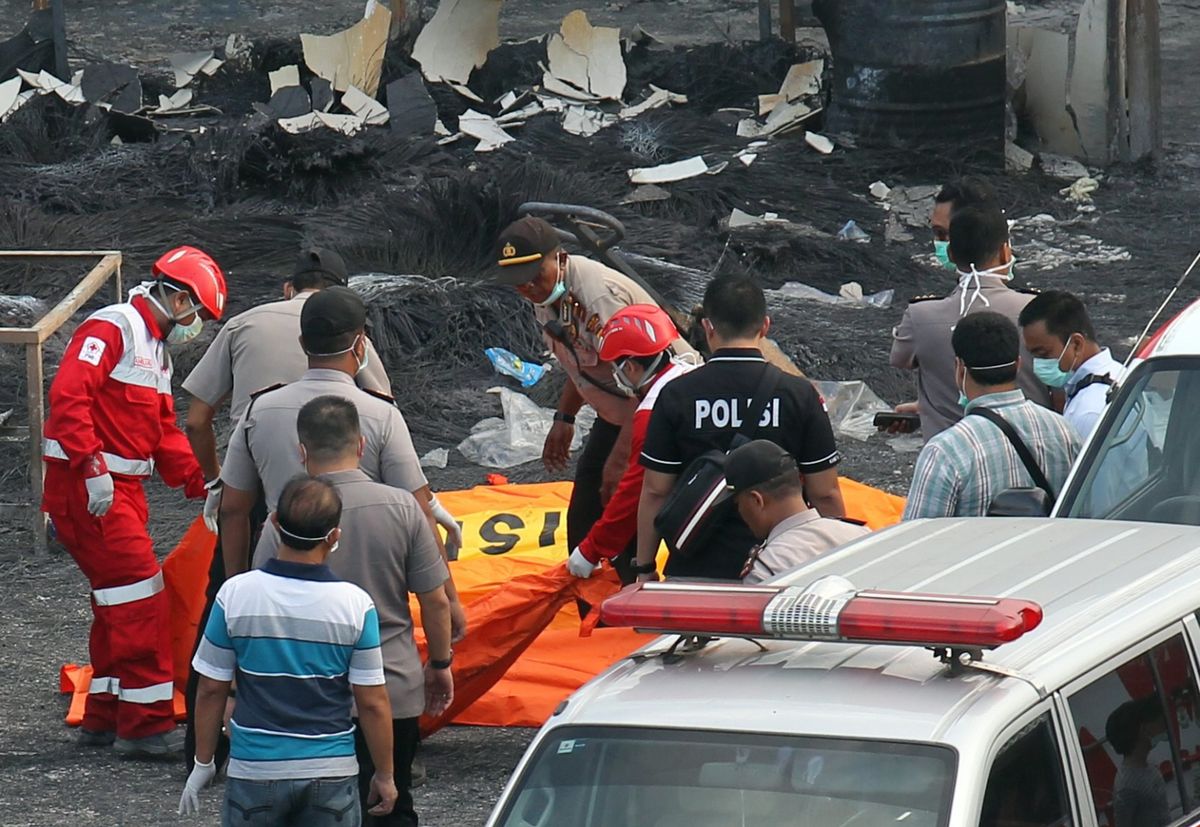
[
  {"x1": 904, "y1": 390, "x2": 1081, "y2": 519},
  {"x1": 192, "y1": 557, "x2": 385, "y2": 781}
]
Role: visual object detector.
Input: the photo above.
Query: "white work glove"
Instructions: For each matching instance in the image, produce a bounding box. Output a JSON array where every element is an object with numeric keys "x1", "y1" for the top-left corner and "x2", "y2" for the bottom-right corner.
[
  {"x1": 85, "y1": 473, "x2": 115, "y2": 517},
  {"x1": 429, "y1": 495, "x2": 463, "y2": 561},
  {"x1": 568, "y1": 546, "x2": 599, "y2": 579},
  {"x1": 202, "y1": 479, "x2": 223, "y2": 534},
  {"x1": 178, "y1": 757, "x2": 216, "y2": 815}
]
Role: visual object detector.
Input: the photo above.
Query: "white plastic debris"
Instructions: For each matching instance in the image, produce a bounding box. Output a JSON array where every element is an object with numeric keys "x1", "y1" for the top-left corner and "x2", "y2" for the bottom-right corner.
[
  {"x1": 804, "y1": 131, "x2": 834, "y2": 154},
  {"x1": 268, "y1": 65, "x2": 301, "y2": 96},
  {"x1": 869, "y1": 180, "x2": 892, "y2": 200},
  {"x1": 811, "y1": 380, "x2": 892, "y2": 441},
  {"x1": 457, "y1": 387, "x2": 595, "y2": 468},
  {"x1": 836, "y1": 220, "x2": 870, "y2": 242},
  {"x1": 420, "y1": 448, "x2": 450, "y2": 469},
  {"x1": 775, "y1": 281, "x2": 893, "y2": 309},
  {"x1": 1059, "y1": 175, "x2": 1099, "y2": 203}
]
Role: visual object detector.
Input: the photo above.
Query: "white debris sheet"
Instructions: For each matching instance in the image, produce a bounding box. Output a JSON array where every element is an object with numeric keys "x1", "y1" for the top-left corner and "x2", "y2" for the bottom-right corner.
[
  {"x1": 627, "y1": 156, "x2": 712, "y2": 185},
  {"x1": 412, "y1": 0, "x2": 503, "y2": 85},
  {"x1": 458, "y1": 109, "x2": 515, "y2": 151},
  {"x1": 301, "y1": 1, "x2": 391, "y2": 96},
  {"x1": 170, "y1": 51, "x2": 224, "y2": 88},
  {"x1": 342, "y1": 85, "x2": 389, "y2": 126},
  {"x1": 268, "y1": 65, "x2": 300, "y2": 96},
  {"x1": 543, "y1": 9, "x2": 626, "y2": 101}
]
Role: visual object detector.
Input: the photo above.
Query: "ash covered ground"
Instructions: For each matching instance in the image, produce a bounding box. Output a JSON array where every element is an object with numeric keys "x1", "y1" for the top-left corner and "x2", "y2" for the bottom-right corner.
[{"x1": 1, "y1": 0, "x2": 1199, "y2": 824}]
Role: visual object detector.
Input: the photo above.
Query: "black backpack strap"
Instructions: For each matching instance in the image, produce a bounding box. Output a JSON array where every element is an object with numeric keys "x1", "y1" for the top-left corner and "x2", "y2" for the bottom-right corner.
[
  {"x1": 967, "y1": 407, "x2": 1057, "y2": 500},
  {"x1": 740, "y1": 364, "x2": 783, "y2": 439},
  {"x1": 1068, "y1": 372, "x2": 1116, "y2": 401}
]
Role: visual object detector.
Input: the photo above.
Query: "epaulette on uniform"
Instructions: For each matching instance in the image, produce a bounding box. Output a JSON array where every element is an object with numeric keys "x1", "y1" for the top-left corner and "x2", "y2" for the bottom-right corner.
[
  {"x1": 907, "y1": 293, "x2": 946, "y2": 304},
  {"x1": 249, "y1": 382, "x2": 287, "y2": 400},
  {"x1": 362, "y1": 387, "x2": 398, "y2": 405},
  {"x1": 1014, "y1": 285, "x2": 1041, "y2": 295}
]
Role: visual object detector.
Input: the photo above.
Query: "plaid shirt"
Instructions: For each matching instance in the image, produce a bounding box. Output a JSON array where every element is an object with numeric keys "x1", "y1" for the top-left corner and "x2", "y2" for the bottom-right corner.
[{"x1": 904, "y1": 390, "x2": 1081, "y2": 519}]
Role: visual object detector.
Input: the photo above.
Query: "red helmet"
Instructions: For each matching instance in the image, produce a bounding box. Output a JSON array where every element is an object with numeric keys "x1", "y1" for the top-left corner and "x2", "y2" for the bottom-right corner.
[
  {"x1": 599, "y1": 304, "x2": 678, "y2": 361},
  {"x1": 152, "y1": 246, "x2": 227, "y2": 320}
]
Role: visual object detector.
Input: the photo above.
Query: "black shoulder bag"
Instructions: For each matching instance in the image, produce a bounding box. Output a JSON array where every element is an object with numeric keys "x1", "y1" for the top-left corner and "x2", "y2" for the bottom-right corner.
[
  {"x1": 968, "y1": 407, "x2": 1056, "y2": 514},
  {"x1": 654, "y1": 365, "x2": 782, "y2": 558}
]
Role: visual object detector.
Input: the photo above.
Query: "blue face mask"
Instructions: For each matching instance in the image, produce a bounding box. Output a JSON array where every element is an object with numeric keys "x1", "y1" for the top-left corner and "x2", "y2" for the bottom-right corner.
[
  {"x1": 1032, "y1": 339, "x2": 1074, "y2": 388},
  {"x1": 534, "y1": 279, "x2": 566, "y2": 307},
  {"x1": 166, "y1": 315, "x2": 203, "y2": 346},
  {"x1": 934, "y1": 240, "x2": 955, "y2": 271}
]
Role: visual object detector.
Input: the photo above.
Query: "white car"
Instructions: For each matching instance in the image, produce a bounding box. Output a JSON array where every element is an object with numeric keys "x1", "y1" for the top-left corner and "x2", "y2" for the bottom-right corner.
[{"x1": 486, "y1": 517, "x2": 1200, "y2": 827}]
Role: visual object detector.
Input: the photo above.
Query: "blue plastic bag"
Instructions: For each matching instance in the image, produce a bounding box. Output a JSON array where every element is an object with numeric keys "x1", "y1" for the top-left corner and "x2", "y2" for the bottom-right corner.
[{"x1": 485, "y1": 347, "x2": 550, "y2": 388}]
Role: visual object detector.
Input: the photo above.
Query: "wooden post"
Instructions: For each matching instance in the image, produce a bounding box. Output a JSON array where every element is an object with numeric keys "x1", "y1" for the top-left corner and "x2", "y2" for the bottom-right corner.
[
  {"x1": 26, "y1": 342, "x2": 46, "y2": 555},
  {"x1": 1125, "y1": 0, "x2": 1161, "y2": 160},
  {"x1": 779, "y1": 0, "x2": 796, "y2": 43},
  {"x1": 50, "y1": 0, "x2": 67, "y2": 82},
  {"x1": 758, "y1": 0, "x2": 773, "y2": 41}
]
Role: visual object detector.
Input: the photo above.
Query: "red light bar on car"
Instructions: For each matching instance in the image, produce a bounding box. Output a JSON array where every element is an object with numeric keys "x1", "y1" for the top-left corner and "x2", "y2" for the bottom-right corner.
[{"x1": 598, "y1": 576, "x2": 1043, "y2": 649}]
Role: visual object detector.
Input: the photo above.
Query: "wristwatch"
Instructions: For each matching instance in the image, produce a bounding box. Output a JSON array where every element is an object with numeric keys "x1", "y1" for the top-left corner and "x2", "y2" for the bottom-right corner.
[
  {"x1": 553, "y1": 411, "x2": 576, "y2": 425},
  {"x1": 630, "y1": 560, "x2": 657, "y2": 575},
  {"x1": 429, "y1": 650, "x2": 454, "y2": 670}
]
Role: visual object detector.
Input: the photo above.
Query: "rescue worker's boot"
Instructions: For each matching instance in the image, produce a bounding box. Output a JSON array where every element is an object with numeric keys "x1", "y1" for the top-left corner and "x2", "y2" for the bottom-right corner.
[
  {"x1": 77, "y1": 728, "x2": 116, "y2": 747},
  {"x1": 114, "y1": 726, "x2": 185, "y2": 760}
]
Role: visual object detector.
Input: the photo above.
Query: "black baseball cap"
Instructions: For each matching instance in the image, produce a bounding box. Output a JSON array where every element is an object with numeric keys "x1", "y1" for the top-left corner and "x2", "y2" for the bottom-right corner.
[
  {"x1": 301, "y1": 285, "x2": 366, "y2": 343},
  {"x1": 725, "y1": 440, "x2": 798, "y2": 495},
  {"x1": 292, "y1": 247, "x2": 348, "y2": 286},
  {"x1": 494, "y1": 216, "x2": 560, "y2": 285}
]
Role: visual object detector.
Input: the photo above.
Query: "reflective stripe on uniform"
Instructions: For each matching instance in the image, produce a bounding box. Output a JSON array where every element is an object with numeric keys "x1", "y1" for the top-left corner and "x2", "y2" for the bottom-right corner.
[
  {"x1": 89, "y1": 676, "x2": 118, "y2": 695},
  {"x1": 43, "y1": 439, "x2": 155, "y2": 477},
  {"x1": 87, "y1": 676, "x2": 173, "y2": 704},
  {"x1": 92, "y1": 571, "x2": 164, "y2": 607}
]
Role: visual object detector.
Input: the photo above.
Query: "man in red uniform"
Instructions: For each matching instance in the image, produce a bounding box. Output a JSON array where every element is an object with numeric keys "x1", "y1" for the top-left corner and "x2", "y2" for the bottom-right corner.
[
  {"x1": 42, "y1": 246, "x2": 227, "y2": 758},
  {"x1": 567, "y1": 304, "x2": 698, "y2": 583}
]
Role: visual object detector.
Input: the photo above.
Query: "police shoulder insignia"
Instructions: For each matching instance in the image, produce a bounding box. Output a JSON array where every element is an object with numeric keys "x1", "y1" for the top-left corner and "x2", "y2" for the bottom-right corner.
[
  {"x1": 585, "y1": 313, "x2": 603, "y2": 335},
  {"x1": 907, "y1": 294, "x2": 946, "y2": 304},
  {"x1": 1014, "y1": 286, "x2": 1041, "y2": 295},
  {"x1": 249, "y1": 382, "x2": 286, "y2": 399},
  {"x1": 362, "y1": 388, "x2": 398, "y2": 405}
]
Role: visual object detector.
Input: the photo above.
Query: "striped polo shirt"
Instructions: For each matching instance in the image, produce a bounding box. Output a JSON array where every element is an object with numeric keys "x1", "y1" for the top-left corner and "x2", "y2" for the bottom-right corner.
[{"x1": 192, "y1": 557, "x2": 385, "y2": 781}]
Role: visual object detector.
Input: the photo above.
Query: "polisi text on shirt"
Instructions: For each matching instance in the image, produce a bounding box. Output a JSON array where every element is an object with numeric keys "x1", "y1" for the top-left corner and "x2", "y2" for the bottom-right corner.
[{"x1": 695, "y1": 397, "x2": 781, "y2": 429}]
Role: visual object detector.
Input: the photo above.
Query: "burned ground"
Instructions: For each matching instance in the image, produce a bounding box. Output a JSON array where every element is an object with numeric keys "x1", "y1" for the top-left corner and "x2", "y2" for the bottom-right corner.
[{"x1": 1, "y1": 0, "x2": 1199, "y2": 823}]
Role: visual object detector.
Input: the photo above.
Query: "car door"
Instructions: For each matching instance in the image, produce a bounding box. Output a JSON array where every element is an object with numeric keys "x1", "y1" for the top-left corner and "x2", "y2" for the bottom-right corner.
[{"x1": 1057, "y1": 625, "x2": 1200, "y2": 827}]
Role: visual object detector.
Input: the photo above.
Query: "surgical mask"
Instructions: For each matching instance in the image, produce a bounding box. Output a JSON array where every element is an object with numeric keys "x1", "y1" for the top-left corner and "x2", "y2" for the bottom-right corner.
[
  {"x1": 956, "y1": 257, "x2": 1016, "y2": 317},
  {"x1": 329, "y1": 540, "x2": 339, "y2": 555},
  {"x1": 354, "y1": 339, "x2": 369, "y2": 376},
  {"x1": 1033, "y1": 340, "x2": 1074, "y2": 388},
  {"x1": 166, "y1": 315, "x2": 203, "y2": 346},
  {"x1": 534, "y1": 278, "x2": 566, "y2": 307},
  {"x1": 933, "y1": 240, "x2": 955, "y2": 271},
  {"x1": 958, "y1": 388, "x2": 969, "y2": 409}
]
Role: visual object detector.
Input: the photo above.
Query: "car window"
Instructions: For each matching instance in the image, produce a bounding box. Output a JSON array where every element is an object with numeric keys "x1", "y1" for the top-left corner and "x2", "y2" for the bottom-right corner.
[
  {"x1": 494, "y1": 727, "x2": 956, "y2": 827},
  {"x1": 1067, "y1": 634, "x2": 1200, "y2": 827},
  {"x1": 981, "y1": 714, "x2": 1073, "y2": 827},
  {"x1": 1062, "y1": 366, "x2": 1179, "y2": 519}
]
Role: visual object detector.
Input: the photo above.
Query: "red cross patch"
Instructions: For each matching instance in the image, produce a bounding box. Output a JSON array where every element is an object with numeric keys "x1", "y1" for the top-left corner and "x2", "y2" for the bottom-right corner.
[{"x1": 78, "y1": 336, "x2": 106, "y2": 366}]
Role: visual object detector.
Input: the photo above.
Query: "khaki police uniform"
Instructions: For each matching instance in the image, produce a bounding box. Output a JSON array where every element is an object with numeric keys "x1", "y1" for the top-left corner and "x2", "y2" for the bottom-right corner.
[
  {"x1": 532, "y1": 255, "x2": 697, "y2": 561},
  {"x1": 184, "y1": 292, "x2": 391, "y2": 423},
  {"x1": 532, "y1": 255, "x2": 696, "y2": 427},
  {"x1": 220, "y1": 368, "x2": 426, "y2": 510},
  {"x1": 253, "y1": 468, "x2": 446, "y2": 825},
  {"x1": 890, "y1": 275, "x2": 1051, "y2": 439},
  {"x1": 742, "y1": 509, "x2": 870, "y2": 584}
]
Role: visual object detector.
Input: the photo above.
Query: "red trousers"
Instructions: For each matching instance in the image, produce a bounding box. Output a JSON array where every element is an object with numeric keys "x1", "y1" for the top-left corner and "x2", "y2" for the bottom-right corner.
[{"x1": 43, "y1": 465, "x2": 174, "y2": 740}]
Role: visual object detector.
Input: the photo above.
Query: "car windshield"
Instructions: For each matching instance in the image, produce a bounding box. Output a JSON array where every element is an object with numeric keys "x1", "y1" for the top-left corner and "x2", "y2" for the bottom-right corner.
[
  {"x1": 493, "y1": 726, "x2": 956, "y2": 827},
  {"x1": 1058, "y1": 358, "x2": 1194, "y2": 521}
]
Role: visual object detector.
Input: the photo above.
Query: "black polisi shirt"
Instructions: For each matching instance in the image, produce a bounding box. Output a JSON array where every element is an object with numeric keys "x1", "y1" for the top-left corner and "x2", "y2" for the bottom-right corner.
[{"x1": 640, "y1": 347, "x2": 841, "y2": 578}]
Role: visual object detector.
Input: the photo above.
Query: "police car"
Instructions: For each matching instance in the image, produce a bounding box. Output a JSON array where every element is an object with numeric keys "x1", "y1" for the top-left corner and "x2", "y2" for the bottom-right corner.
[
  {"x1": 1055, "y1": 296, "x2": 1200, "y2": 523},
  {"x1": 485, "y1": 517, "x2": 1200, "y2": 827}
]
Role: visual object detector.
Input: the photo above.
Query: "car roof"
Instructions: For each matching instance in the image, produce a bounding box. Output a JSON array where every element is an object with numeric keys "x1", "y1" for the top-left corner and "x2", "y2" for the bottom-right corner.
[
  {"x1": 1138, "y1": 297, "x2": 1200, "y2": 359},
  {"x1": 558, "y1": 518, "x2": 1200, "y2": 745}
]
